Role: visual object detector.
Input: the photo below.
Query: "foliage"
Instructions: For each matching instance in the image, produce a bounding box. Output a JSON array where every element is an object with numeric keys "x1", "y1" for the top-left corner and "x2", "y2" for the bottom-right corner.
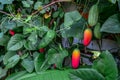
[{"x1": 0, "y1": 0, "x2": 120, "y2": 80}]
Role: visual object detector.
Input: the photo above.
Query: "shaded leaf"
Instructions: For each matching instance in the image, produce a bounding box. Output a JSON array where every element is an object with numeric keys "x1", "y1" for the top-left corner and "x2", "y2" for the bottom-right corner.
[
  {"x1": 0, "y1": 4, "x2": 4, "y2": 10},
  {"x1": 3, "y1": 51, "x2": 16, "y2": 65},
  {"x1": 61, "y1": 18, "x2": 85, "y2": 38},
  {"x1": 16, "y1": 70, "x2": 70, "y2": 80},
  {"x1": 1, "y1": 19, "x2": 16, "y2": 29},
  {"x1": 34, "y1": 53, "x2": 45, "y2": 72},
  {"x1": 20, "y1": 52, "x2": 29, "y2": 60},
  {"x1": 21, "y1": 58, "x2": 34, "y2": 73},
  {"x1": 0, "y1": 55, "x2": 4, "y2": 62},
  {"x1": 22, "y1": 0, "x2": 33, "y2": 8},
  {"x1": 0, "y1": 35, "x2": 10, "y2": 46},
  {"x1": 101, "y1": 14, "x2": 120, "y2": 33},
  {"x1": 48, "y1": 49, "x2": 68, "y2": 68},
  {"x1": 28, "y1": 32, "x2": 38, "y2": 45},
  {"x1": 5, "y1": 54, "x2": 20, "y2": 69},
  {"x1": 92, "y1": 51, "x2": 118, "y2": 80},
  {"x1": 0, "y1": 0, "x2": 14, "y2": 4},
  {"x1": 0, "y1": 32, "x2": 3, "y2": 38},
  {"x1": 64, "y1": 10, "x2": 82, "y2": 27},
  {"x1": 7, "y1": 34, "x2": 24, "y2": 51},
  {"x1": 34, "y1": 1, "x2": 42, "y2": 10},
  {"x1": 24, "y1": 40, "x2": 37, "y2": 50},
  {"x1": 6, "y1": 71, "x2": 27, "y2": 80},
  {"x1": 0, "y1": 67, "x2": 7, "y2": 79},
  {"x1": 69, "y1": 68, "x2": 105, "y2": 80}
]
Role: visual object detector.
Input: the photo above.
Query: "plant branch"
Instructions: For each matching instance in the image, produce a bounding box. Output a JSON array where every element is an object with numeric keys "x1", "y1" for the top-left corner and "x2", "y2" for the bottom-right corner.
[
  {"x1": 31, "y1": 0, "x2": 72, "y2": 16},
  {"x1": 0, "y1": 10, "x2": 12, "y2": 16}
]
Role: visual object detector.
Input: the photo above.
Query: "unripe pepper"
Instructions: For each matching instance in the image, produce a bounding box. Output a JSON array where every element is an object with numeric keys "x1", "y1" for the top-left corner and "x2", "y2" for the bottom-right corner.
[
  {"x1": 94, "y1": 23, "x2": 101, "y2": 39},
  {"x1": 9, "y1": 30, "x2": 15, "y2": 36},
  {"x1": 88, "y1": 4, "x2": 99, "y2": 26},
  {"x1": 83, "y1": 28, "x2": 92, "y2": 46},
  {"x1": 72, "y1": 49, "x2": 80, "y2": 69}
]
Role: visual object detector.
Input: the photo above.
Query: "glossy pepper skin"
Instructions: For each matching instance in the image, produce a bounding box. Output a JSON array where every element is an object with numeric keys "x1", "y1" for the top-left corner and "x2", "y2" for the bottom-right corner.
[
  {"x1": 72, "y1": 49, "x2": 80, "y2": 69},
  {"x1": 83, "y1": 28, "x2": 92, "y2": 46},
  {"x1": 9, "y1": 30, "x2": 15, "y2": 36}
]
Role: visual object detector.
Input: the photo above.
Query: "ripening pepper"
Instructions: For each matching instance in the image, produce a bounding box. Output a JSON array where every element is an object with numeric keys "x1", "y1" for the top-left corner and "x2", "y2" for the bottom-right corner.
[
  {"x1": 72, "y1": 49, "x2": 80, "y2": 69},
  {"x1": 83, "y1": 28, "x2": 92, "y2": 46},
  {"x1": 9, "y1": 30, "x2": 15, "y2": 36}
]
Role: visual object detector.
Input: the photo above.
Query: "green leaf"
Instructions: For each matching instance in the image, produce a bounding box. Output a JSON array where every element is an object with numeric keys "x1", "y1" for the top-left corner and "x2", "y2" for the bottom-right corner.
[
  {"x1": 3, "y1": 51, "x2": 16, "y2": 65},
  {"x1": 0, "y1": 32, "x2": 3, "y2": 38},
  {"x1": 34, "y1": 54, "x2": 45, "y2": 72},
  {"x1": 48, "y1": 49, "x2": 68, "y2": 68},
  {"x1": 0, "y1": 0, "x2": 14, "y2": 4},
  {"x1": 23, "y1": 27, "x2": 34, "y2": 34},
  {"x1": 69, "y1": 68, "x2": 105, "y2": 80},
  {"x1": 34, "y1": 49, "x2": 57, "y2": 72},
  {"x1": 92, "y1": 51, "x2": 118, "y2": 80},
  {"x1": 1, "y1": 19, "x2": 16, "y2": 29},
  {"x1": 101, "y1": 14, "x2": 120, "y2": 33},
  {"x1": 7, "y1": 34, "x2": 24, "y2": 51},
  {"x1": 16, "y1": 70, "x2": 70, "y2": 80},
  {"x1": 37, "y1": 26, "x2": 49, "y2": 37},
  {"x1": 25, "y1": 15, "x2": 32, "y2": 23},
  {"x1": 22, "y1": 0, "x2": 33, "y2": 8},
  {"x1": 33, "y1": 52, "x2": 39, "y2": 59},
  {"x1": 64, "y1": 10, "x2": 82, "y2": 27},
  {"x1": 21, "y1": 58, "x2": 34, "y2": 73},
  {"x1": 28, "y1": 32, "x2": 38, "y2": 45},
  {"x1": 0, "y1": 55, "x2": 4, "y2": 62},
  {"x1": 38, "y1": 59, "x2": 50, "y2": 72},
  {"x1": 53, "y1": 11, "x2": 60, "y2": 18},
  {"x1": 61, "y1": 18, "x2": 85, "y2": 38},
  {"x1": 0, "y1": 35, "x2": 10, "y2": 46},
  {"x1": 0, "y1": 67, "x2": 7, "y2": 79},
  {"x1": 0, "y1": 4, "x2": 4, "y2": 10},
  {"x1": 24, "y1": 40, "x2": 37, "y2": 50},
  {"x1": 6, "y1": 71, "x2": 27, "y2": 80},
  {"x1": 5, "y1": 54, "x2": 20, "y2": 69},
  {"x1": 108, "y1": 0, "x2": 116, "y2": 4},
  {"x1": 34, "y1": 1, "x2": 42, "y2": 10},
  {"x1": 20, "y1": 52, "x2": 29, "y2": 60}
]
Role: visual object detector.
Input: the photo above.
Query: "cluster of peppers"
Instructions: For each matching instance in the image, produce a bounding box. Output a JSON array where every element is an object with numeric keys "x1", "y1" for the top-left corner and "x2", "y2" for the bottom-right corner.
[{"x1": 72, "y1": 2, "x2": 101, "y2": 69}]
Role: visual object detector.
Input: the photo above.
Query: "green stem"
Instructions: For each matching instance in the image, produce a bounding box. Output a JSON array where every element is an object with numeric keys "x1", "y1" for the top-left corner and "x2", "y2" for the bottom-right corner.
[
  {"x1": 58, "y1": 43, "x2": 63, "y2": 50},
  {"x1": 53, "y1": 21, "x2": 57, "y2": 30}
]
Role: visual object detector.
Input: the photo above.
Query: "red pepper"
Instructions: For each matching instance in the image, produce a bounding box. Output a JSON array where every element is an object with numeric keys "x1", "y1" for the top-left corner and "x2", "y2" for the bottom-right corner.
[
  {"x1": 72, "y1": 49, "x2": 80, "y2": 69},
  {"x1": 83, "y1": 28, "x2": 92, "y2": 46},
  {"x1": 39, "y1": 48, "x2": 45, "y2": 53},
  {"x1": 9, "y1": 30, "x2": 15, "y2": 36}
]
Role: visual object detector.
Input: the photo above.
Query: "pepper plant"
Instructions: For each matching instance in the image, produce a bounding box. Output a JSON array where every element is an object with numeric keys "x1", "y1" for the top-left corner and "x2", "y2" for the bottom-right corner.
[{"x1": 0, "y1": 0, "x2": 120, "y2": 80}]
